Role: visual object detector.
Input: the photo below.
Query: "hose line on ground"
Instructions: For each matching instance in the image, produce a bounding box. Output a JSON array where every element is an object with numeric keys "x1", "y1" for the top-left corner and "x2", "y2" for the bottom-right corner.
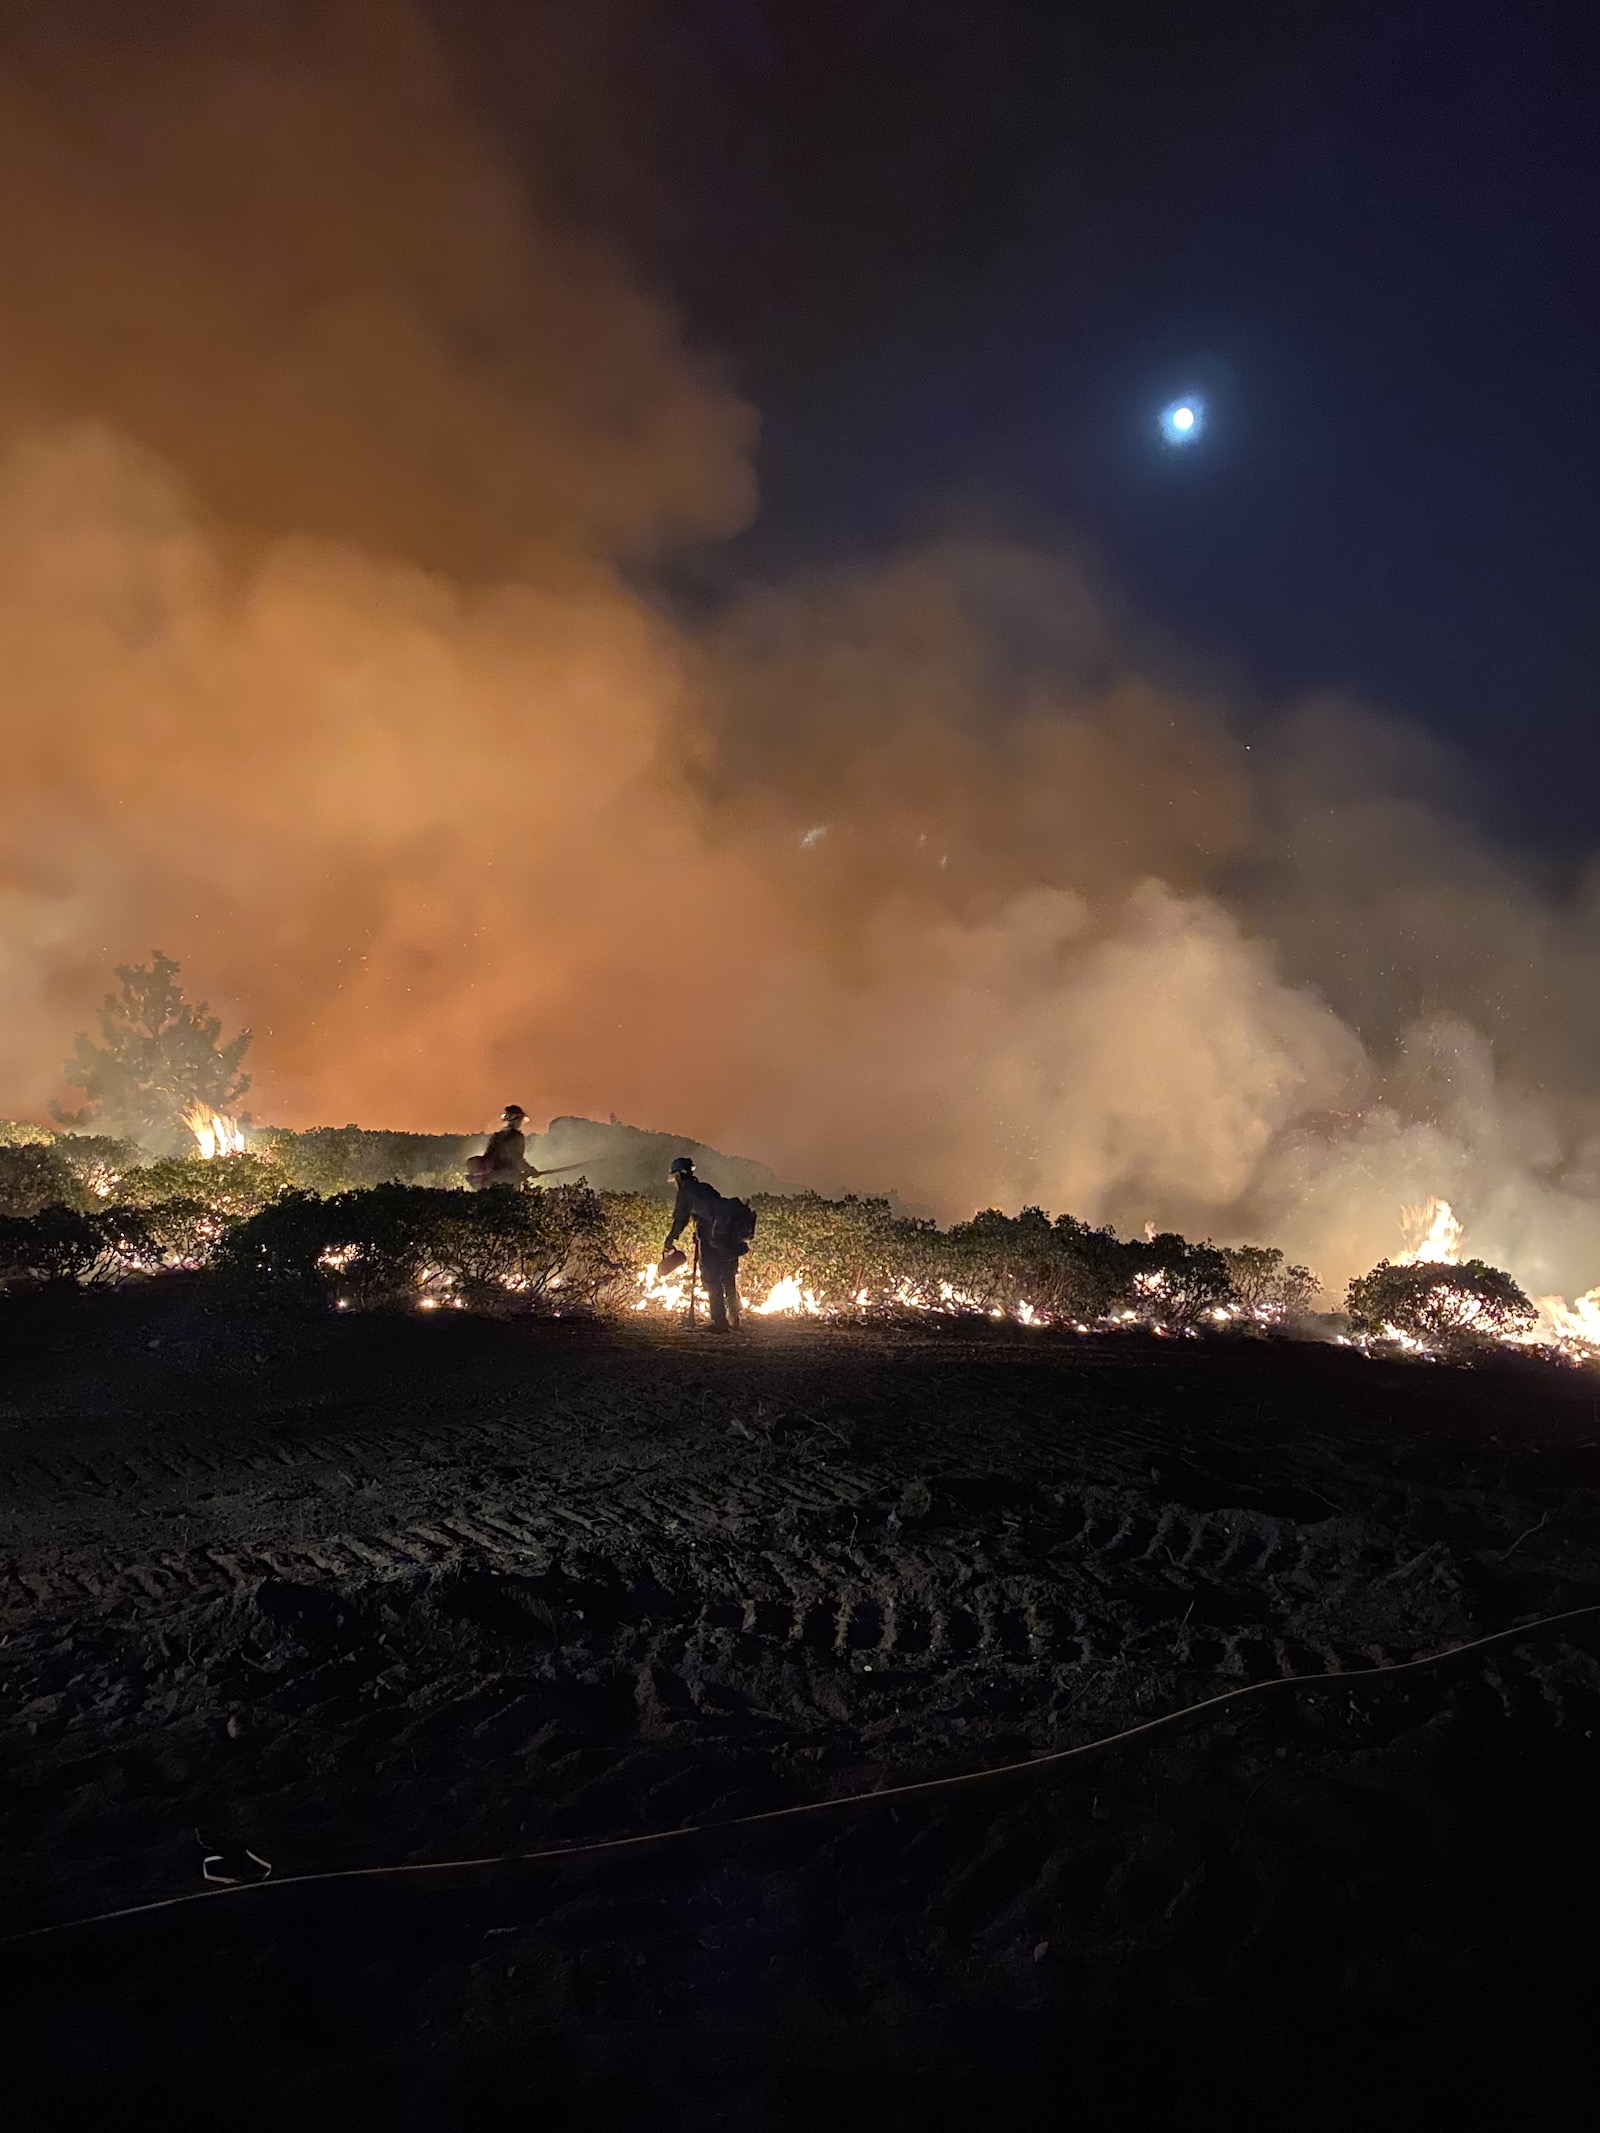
[{"x1": 9, "y1": 1602, "x2": 1599, "y2": 1944}]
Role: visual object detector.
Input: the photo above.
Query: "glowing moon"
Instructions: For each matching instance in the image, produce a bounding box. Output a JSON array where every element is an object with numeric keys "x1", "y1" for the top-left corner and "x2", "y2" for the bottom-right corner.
[{"x1": 1160, "y1": 398, "x2": 1204, "y2": 445}]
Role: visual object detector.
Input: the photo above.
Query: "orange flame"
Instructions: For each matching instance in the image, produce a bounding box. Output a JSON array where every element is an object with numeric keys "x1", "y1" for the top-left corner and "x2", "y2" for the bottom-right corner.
[{"x1": 182, "y1": 1104, "x2": 246, "y2": 1159}]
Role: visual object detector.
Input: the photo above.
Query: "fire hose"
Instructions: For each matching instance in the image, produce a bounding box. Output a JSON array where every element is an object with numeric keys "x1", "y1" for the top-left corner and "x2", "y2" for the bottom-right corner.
[{"x1": 9, "y1": 1602, "x2": 1599, "y2": 1942}]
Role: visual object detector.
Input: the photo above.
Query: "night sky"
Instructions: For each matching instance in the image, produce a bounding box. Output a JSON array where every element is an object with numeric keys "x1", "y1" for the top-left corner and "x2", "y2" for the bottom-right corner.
[{"x1": 446, "y1": 0, "x2": 1600, "y2": 848}]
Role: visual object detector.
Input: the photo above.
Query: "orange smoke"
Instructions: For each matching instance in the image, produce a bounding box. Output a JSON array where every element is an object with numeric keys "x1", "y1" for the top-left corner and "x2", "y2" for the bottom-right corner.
[{"x1": 6, "y1": 5, "x2": 1600, "y2": 1306}]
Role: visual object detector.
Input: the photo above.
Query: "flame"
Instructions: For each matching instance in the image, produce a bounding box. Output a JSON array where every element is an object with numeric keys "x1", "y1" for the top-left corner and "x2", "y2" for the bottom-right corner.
[
  {"x1": 1537, "y1": 1289, "x2": 1600, "y2": 1350},
  {"x1": 182, "y1": 1103, "x2": 246, "y2": 1159},
  {"x1": 754, "y1": 1275, "x2": 824, "y2": 1317},
  {"x1": 1396, "y1": 1196, "x2": 1462, "y2": 1266},
  {"x1": 634, "y1": 1259, "x2": 692, "y2": 1312}
]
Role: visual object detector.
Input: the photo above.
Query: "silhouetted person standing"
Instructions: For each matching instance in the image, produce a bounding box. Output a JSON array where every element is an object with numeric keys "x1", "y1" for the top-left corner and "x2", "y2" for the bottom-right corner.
[
  {"x1": 467, "y1": 1104, "x2": 532, "y2": 1190},
  {"x1": 661, "y1": 1155, "x2": 747, "y2": 1330}
]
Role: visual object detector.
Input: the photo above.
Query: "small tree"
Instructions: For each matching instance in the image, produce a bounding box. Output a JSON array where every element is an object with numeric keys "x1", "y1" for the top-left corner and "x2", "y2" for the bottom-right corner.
[
  {"x1": 1224, "y1": 1245, "x2": 1320, "y2": 1323},
  {"x1": 1346, "y1": 1258, "x2": 1536, "y2": 1350},
  {"x1": 1125, "y1": 1232, "x2": 1234, "y2": 1328},
  {"x1": 53, "y1": 953, "x2": 251, "y2": 1155}
]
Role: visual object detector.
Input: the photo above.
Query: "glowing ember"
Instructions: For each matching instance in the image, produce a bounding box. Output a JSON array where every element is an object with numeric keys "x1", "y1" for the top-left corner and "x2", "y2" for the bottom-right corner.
[
  {"x1": 1396, "y1": 1197, "x2": 1462, "y2": 1266},
  {"x1": 182, "y1": 1103, "x2": 246, "y2": 1159}
]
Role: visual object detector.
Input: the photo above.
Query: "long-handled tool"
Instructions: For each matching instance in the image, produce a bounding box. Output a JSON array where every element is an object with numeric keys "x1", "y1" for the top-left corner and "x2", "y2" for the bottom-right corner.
[
  {"x1": 689, "y1": 1235, "x2": 700, "y2": 1328},
  {"x1": 466, "y1": 1155, "x2": 599, "y2": 1191}
]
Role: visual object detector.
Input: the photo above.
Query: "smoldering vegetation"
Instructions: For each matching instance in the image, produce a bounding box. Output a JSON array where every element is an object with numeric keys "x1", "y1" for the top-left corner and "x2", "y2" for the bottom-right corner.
[
  {"x1": 0, "y1": 1115, "x2": 1573, "y2": 1360},
  {"x1": 0, "y1": 1125, "x2": 1317, "y2": 1337}
]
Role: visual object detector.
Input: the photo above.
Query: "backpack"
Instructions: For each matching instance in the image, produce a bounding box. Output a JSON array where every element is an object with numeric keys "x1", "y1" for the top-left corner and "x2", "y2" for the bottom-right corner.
[{"x1": 710, "y1": 1194, "x2": 758, "y2": 1257}]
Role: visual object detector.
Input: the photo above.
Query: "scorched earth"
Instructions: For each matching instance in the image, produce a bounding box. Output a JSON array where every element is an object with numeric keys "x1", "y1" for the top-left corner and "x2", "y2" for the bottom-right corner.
[{"x1": 3, "y1": 1284, "x2": 1600, "y2": 2130}]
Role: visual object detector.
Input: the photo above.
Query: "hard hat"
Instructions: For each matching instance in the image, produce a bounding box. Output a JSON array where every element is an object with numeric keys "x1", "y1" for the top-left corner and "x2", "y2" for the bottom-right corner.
[
  {"x1": 502, "y1": 1104, "x2": 526, "y2": 1121},
  {"x1": 668, "y1": 1155, "x2": 696, "y2": 1176}
]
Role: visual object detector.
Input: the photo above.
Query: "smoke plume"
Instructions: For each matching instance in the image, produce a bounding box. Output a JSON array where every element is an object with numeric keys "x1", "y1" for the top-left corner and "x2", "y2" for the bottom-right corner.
[{"x1": 3, "y1": 1, "x2": 1599, "y2": 1301}]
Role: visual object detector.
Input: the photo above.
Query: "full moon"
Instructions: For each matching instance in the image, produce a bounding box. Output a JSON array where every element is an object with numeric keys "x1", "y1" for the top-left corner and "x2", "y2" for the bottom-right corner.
[{"x1": 1160, "y1": 398, "x2": 1204, "y2": 445}]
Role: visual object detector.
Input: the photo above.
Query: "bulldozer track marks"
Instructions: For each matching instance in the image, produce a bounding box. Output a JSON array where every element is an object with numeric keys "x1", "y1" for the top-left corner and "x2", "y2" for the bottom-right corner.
[{"x1": 6, "y1": 1329, "x2": 1600, "y2": 1940}]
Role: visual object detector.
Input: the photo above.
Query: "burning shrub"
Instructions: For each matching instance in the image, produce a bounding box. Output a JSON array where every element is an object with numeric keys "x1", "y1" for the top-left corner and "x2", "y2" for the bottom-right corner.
[
  {"x1": 597, "y1": 1193, "x2": 675, "y2": 1282},
  {"x1": 54, "y1": 952, "x2": 251, "y2": 1155},
  {"x1": 1222, "y1": 1245, "x2": 1321, "y2": 1323},
  {"x1": 113, "y1": 1154, "x2": 287, "y2": 1220},
  {"x1": 0, "y1": 1202, "x2": 223, "y2": 1289},
  {"x1": 215, "y1": 1182, "x2": 615, "y2": 1314},
  {"x1": 601, "y1": 1190, "x2": 941, "y2": 1316},
  {"x1": 0, "y1": 1143, "x2": 92, "y2": 1218},
  {"x1": 942, "y1": 1208, "x2": 1132, "y2": 1322},
  {"x1": 0, "y1": 1131, "x2": 149, "y2": 1213},
  {"x1": 1124, "y1": 1232, "x2": 1235, "y2": 1328},
  {"x1": 112, "y1": 1197, "x2": 233, "y2": 1271},
  {"x1": 50, "y1": 1133, "x2": 144, "y2": 1198},
  {"x1": 421, "y1": 1184, "x2": 617, "y2": 1312},
  {"x1": 214, "y1": 1186, "x2": 429, "y2": 1308},
  {"x1": 747, "y1": 1194, "x2": 940, "y2": 1310},
  {"x1": 1346, "y1": 1258, "x2": 1537, "y2": 1349}
]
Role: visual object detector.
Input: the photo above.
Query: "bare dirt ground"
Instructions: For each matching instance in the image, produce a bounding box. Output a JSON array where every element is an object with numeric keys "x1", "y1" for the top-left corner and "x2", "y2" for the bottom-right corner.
[{"x1": 4, "y1": 1280, "x2": 1600, "y2": 2129}]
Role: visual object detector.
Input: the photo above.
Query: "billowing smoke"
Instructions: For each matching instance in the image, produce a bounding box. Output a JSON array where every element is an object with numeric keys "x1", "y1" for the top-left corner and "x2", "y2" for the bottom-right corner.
[{"x1": 3, "y1": 1, "x2": 1599, "y2": 1302}]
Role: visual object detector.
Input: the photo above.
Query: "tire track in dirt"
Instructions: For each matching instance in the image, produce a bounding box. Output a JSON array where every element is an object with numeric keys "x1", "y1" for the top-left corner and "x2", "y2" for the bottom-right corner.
[{"x1": 5, "y1": 1322, "x2": 1600, "y2": 1947}]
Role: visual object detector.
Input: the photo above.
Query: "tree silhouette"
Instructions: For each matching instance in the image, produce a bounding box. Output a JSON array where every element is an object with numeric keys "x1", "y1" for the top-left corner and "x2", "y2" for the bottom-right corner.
[
  {"x1": 1346, "y1": 1258, "x2": 1536, "y2": 1350},
  {"x1": 53, "y1": 952, "x2": 251, "y2": 1153}
]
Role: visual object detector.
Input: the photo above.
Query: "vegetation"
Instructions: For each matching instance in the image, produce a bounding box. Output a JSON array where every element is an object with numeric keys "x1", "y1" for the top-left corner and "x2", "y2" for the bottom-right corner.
[
  {"x1": 747, "y1": 1193, "x2": 942, "y2": 1309},
  {"x1": 111, "y1": 1154, "x2": 285, "y2": 1219},
  {"x1": 54, "y1": 952, "x2": 252, "y2": 1154},
  {"x1": 0, "y1": 1206, "x2": 107, "y2": 1286},
  {"x1": 252, "y1": 1125, "x2": 473, "y2": 1193},
  {"x1": 1220, "y1": 1245, "x2": 1319, "y2": 1323},
  {"x1": 212, "y1": 1183, "x2": 617, "y2": 1314},
  {"x1": 0, "y1": 1142, "x2": 92, "y2": 1218},
  {"x1": 0, "y1": 1119, "x2": 53, "y2": 1147},
  {"x1": 1346, "y1": 1258, "x2": 1537, "y2": 1349},
  {"x1": 0, "y1": 1125, "x2": 1357, "y2": 1341}
]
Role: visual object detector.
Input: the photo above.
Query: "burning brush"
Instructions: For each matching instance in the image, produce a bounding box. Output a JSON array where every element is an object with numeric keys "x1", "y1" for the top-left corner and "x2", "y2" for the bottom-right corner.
[{"x1": 181, "y1": 1103, "x2": 246, "y2": 1159}]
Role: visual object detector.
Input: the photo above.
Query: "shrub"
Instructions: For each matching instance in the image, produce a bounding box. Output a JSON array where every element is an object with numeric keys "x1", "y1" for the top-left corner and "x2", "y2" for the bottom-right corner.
[
  {"x1": 214, "y1": 1182, "x2": 616, "y2": 1314},
  {"x1": 113, "y1": 1154, "x2": 287, "y2": 1220},
  {"x1": 0, "y1": 1207, "x2": 106, "y2": 1286},
  {"x1": 746, "y1": 1194, "x2": 941, "y2": 1310},
  {"x1": 50, "y1": 1133, "x2": 144, "y2": 1199},
  {"x1": 942, "y1": 1207, "x2": 1132, "y2": 1322},
  {"x1": 1346, "y1": 1258, "x2": 1537, "y2": 1348},
  {"x1": 1223, "y1": 1245, "x2": 1321, "y2": 1322},
  {"x1": 598, "y1": 1193, "x2": 676, "y2": 1286},
  {"x1": 1124, "y1": 1232, "x2": 1235, "y2": 1328},
  {"x1": 0, "y1": 1143, "x2": 91, "y2": 1218},
  {"x1": 423, "y1": 1185, "x2": 617, "y2": 1312},
  {"x1": 253, "y1": 1126, "x2": 474, "y2": 1194},
  {"x1": 0, "y1": 1119, "x2": 53, "y2": 1147}
]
